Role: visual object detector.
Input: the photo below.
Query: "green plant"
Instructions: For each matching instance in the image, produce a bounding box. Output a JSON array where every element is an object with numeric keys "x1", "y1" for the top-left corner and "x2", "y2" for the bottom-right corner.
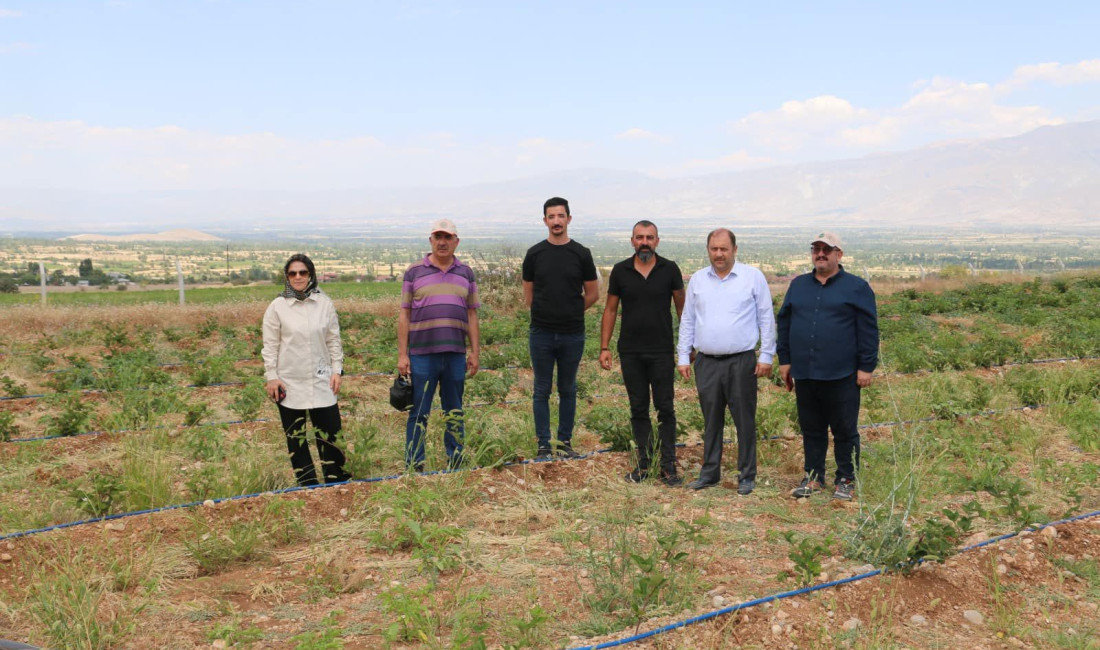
[
  {"x1": 0, "y1": 374, "x2": 27, "y2": 398},
  {"x1": 290, "y1": 611, "x2": 344, "y2": 649},
  {"x1": 0, "y1": 410, "x2": 18, "y2": 441},
  {"x1": 184, "y1": 401, "x2": 212, "y2": 426},
  {"x1": 502, "y1": 603, "x2": 550, "y2": 649},
  {"x1": 230, "y1": 377, "x2": 266, "y2": 421},
  {"x1": 991, "y1": 478, "x2": 1046, "y2": 529},
  {"x1": 207, "y1": 619, "x2": 264, "y2": 645},
  {"x1": 68, "y1": 472, "x2": 122, "y2": 517},
  {"x1": 42, "y1": 393, "x2": 92, "y2": 437},
  {"x1": 779, "y1": 531, "x2": 833, "y2": 587},
  {"x1": 582, "y1": 403, "x2": 633, "y2": 451},
  {"x1": 379, "y1": 581, "x2": 489, "y2": 648}
]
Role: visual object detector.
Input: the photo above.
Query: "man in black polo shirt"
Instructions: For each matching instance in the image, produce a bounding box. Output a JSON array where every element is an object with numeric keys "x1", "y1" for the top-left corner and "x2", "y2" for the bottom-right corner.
[
  {"x1": 777, "y1": 232, "x2": 879, "y2": 501},
  {"x1": 523, "y1": 197, "x2": 600, "y2": 459},
  {"x1": 599, "y1": 220, "x2": 685, "y2": 485}
]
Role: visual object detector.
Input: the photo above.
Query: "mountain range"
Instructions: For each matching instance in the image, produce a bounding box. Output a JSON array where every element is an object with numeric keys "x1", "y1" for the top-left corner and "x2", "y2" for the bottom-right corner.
[{"x1": 2, "y1": 120, "x2": 1098, "y2": 235}]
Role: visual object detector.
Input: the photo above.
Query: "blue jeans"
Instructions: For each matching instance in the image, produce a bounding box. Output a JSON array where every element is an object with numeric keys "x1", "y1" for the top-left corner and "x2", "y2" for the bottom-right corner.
[
  {"x1": 405, "y1": 352, "x2": 466, "y2": 467},
  {"x1": 529, "y1": 328, "x2": 586, "y2": 447}
]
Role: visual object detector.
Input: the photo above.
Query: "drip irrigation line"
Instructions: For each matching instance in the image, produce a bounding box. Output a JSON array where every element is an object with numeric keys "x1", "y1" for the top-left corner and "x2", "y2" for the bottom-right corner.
[
  {"x1": 563, "y1": 507, "x2": 1100, "y2": 650},
  {"x1": 0, "y1": 446, "x2": 618, "y2": 542}
]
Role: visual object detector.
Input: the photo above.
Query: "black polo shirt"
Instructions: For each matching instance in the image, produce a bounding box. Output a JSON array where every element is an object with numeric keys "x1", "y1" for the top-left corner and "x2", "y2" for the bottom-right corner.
[
  {"x1": 522, "y1": 239, "x2": 598, "y2": 334},
  {"x1": 607, "y1": 254, "x2": 684, "y2": 354}
]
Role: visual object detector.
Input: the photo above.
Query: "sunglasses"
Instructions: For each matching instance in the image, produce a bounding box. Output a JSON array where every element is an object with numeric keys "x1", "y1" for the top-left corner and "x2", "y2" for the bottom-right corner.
[
  {"x1": 286, "y1": 270, "x2": 310, "y2": 278},
  {"x1": 811, "y1": 244, "x2": 836, "y2": 254}
]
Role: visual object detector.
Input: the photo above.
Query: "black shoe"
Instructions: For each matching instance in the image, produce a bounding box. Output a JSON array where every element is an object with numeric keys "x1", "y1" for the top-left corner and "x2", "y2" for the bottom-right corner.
[
  {"x1": 737, "y1": 479, "x2": 755, "y2": 495},
  {"x1": 660, "y1": 473, "x2": 684, "y2": 487},
  {"x1": 411, "y1": 462, "x2": 425, "y2": 473},
  {"x1": 687, "y1": 479, "x2": 718, "y2": 490},
  {"x1": 791, "y1": 475, "x2": 823, "y2": 498},
  {"x1": 535, "y1": 446, "x2": 554, "y2": 460},
  {"x1": 624, "y1": 469, "x2": 649, "y2": 483},
  {"x1": 833, "y1": 478, "x2": 856, "y2": 501},
  {"x1": 446, "y1": 455, "x2": 465, "y2": 470},
  {"x1": 556, "y1": 442, "x2": 582, "y2": 459}
]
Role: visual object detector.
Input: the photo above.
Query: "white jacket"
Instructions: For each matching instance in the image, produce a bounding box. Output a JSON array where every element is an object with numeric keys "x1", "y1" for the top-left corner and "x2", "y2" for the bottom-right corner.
[{"x1": 261, "y1": 292, "x2": 343, "y2": 410}]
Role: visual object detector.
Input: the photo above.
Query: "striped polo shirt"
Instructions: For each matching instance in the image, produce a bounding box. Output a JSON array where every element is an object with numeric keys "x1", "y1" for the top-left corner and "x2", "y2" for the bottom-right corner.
[{"x1": 402, "y1": 255, "x2": 480, "y2": 355}]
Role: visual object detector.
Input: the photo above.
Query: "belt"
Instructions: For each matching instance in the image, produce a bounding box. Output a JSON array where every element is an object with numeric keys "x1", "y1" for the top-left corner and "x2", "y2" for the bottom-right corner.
[{"x1": 698, "y1": 350, "x2": 753, "y2": 361}]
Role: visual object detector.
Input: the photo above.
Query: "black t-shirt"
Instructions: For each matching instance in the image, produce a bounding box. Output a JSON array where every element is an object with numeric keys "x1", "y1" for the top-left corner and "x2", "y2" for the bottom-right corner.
[
  {"x1": 607, "y1": 254, "x2": 684, "y2": 354},
  {"x1": 522, "y1": 239, "x2": 598, "y2": 334}
]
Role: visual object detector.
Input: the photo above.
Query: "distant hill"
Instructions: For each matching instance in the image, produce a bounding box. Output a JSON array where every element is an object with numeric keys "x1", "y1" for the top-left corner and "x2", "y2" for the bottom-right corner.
[
  {"x1": 62, "y1": 229, "x2": 224, "y2": 242},
  {"x1": 4, "y1": 120, "x2": 1099, "y2": 233}
]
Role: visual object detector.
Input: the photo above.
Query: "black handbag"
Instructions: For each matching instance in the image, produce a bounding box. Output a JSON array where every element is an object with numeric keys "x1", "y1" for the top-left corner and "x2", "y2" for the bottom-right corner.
[{"x1": 389, "y1": 375, "x2": 413, "y2": 412}]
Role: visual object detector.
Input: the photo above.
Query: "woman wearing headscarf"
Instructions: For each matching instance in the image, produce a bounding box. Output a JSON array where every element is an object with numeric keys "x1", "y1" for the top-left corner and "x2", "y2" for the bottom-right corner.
[{"x1": 262, "y1": 253, "x2": 351, "y2": 486}]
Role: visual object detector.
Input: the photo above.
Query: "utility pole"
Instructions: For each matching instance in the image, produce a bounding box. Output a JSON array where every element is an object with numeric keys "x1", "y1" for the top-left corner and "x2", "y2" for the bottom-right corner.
[{"x1": 226, "y1": 244, "x2": 230, "y2": 280}]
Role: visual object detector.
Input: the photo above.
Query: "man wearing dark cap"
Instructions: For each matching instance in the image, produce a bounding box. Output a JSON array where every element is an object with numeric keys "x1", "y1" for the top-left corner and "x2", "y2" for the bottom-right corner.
[
  {"x1": 777, "y1": 232, "x2": 879, "y2": 500},
  {"x1": 398, "y1": 218, "x2": 480, "y2": 471}
]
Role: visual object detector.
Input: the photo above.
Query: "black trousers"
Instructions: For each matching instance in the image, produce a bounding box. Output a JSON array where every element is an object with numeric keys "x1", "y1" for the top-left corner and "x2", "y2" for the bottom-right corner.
[
  {"x1": 277, "y1": 403, "x2": 350, "y2": 487},
  {"x1": 693, "y1": 351, "x2": 757, "y2": 483},
  {"x1": 794, "y1": 374, "x2": 861, "y2": 484},
  {"x1": 620, "y1": 352, "x2": 678, "y2": 476}
]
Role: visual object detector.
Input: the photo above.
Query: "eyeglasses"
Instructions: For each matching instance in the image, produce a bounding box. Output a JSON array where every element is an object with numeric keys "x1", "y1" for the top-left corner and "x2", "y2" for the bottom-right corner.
[
  {"x1": 811, "y1": 245, "x2": 836, "y2": 254},
  {"x1": 286, "y1": 270, "x2": 310, "y2": 278}
]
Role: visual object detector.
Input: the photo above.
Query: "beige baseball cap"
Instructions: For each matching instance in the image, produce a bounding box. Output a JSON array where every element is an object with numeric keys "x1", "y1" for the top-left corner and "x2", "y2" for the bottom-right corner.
[
  {"x1": 429, "y1": 218, "x2": 458, "y2": 236},
  {"x1": 811, "y1": 231, "x2": 843, "y2": 250}
]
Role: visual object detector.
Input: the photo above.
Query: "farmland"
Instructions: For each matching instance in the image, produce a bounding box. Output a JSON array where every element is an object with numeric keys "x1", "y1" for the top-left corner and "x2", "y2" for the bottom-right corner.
[{"x1": 0, "y1": 264, "x2": 1098, "y2": 648}]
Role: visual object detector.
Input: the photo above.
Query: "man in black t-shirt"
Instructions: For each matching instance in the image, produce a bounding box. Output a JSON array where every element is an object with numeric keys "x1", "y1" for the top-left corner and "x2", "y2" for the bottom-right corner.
[
  {"x1": 522, "y1": 197, "x2": 599, "y2": 459},
  {"x1": 599, "y1": 221, "x2": 685, "y2": 485}
]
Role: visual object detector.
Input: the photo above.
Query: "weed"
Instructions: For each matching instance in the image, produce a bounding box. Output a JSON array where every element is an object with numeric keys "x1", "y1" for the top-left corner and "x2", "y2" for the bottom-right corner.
[
  {"x1": 991, "y1": 478, "x2": 1046, "y2": 529},
  {"x1": 184, "y1": 400, "x2": 212, "y2": 426},
  {"x1": 25, "y1": 543, "x2": 143, "y2": 650},
  {"x1": 184, "y1": 517, "x2": 267, "y2": 574}
]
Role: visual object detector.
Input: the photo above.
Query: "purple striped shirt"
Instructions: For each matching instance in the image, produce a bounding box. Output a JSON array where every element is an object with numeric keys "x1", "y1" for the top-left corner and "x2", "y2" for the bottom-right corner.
[{"x1": 401, "y1": 255, "x2": 480, "y2": 355}]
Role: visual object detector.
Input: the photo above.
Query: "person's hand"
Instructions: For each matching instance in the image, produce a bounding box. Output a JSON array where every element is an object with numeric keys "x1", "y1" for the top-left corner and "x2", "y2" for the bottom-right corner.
[
  {"x1": 466, "y1": 353, "x2": 480, "y2": 378},
  {"x1": 779, "y1": 365, "x2": 794, "y2": 392},
  {"x1": 265, "y1": 379, "x2": 287, "y2": 402},
  {"x1": 857, "y1": 369, "x2": 874, "y2": 388},
  {"x1": 677, "y1": 364, "x2": 692, "y2": 381},
  {"x1": 329, "y1": 373, "x2": 341, "y2": 395},
  {"x1": 397, "y1": 353, "x2": 410, "y2": 377},
  {"x1": 598, "y1": 349, "x2": 612, "y2": 371},
  {"x1": 755, "y1": 362, "x2": 773, "y2": 378}
]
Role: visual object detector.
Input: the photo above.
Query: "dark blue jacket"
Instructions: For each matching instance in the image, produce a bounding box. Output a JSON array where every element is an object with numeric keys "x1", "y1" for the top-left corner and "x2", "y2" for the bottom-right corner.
[{"x1": 776, "y1": 266, "x2": 879, "y2": 381}]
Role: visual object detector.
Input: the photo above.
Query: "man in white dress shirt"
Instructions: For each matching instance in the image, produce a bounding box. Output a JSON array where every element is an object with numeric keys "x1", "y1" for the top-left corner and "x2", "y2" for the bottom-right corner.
[{"x1": 677, "y1": 228, "x2": 776, "y2": 494}]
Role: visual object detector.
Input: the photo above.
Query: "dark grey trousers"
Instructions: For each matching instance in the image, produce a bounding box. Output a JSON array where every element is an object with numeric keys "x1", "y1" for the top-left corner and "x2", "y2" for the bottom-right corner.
[{"x1": 693, "y1": 351, "x2": 758, "y2": 483}]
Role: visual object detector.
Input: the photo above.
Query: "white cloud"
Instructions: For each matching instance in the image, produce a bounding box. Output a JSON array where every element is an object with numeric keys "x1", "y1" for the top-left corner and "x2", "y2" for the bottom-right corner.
[
  {"x1": 732, "y1": 68, "x2": 1072, "y2": 159},
  {"x1": 615, "y1": 127, "x2": 672, "y2": 143},
  {"x1": 1004, "y1": 59, "x2": 1100, "y2": 88},
  {"x1": 735, "y1": 95, "x2": 874, "y2": 151},
  {"x1": 0, "y1": 9, "x2": 24, "y2": 18}
]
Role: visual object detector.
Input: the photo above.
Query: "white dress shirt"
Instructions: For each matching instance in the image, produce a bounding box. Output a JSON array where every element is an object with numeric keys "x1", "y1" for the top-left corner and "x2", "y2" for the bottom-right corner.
[
  {"x1": 261, "y1": 292, "x2": 343, "y2": 410},
  {"x1": 677, "y1": 261, "x2": 776, "y2": 366}
]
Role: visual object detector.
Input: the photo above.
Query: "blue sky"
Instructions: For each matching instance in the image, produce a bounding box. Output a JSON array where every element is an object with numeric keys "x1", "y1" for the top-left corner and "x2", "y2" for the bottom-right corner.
[{"x1": 2, "y1": 1, "x2": 1098, "y2": 193}]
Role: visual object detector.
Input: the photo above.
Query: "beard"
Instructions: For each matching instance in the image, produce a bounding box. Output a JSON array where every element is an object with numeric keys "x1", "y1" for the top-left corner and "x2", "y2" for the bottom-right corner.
[{"x1": 637, "y1": 248, "x2": 654, "y2": 263}]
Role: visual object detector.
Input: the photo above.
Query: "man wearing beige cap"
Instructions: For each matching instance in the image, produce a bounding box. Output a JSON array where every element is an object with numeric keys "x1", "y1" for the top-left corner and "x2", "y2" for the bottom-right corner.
[
  {"x1": 776, "y1": 232, "x2": 878, "y2": 500},
  {"x1": 397, "y1": 219, "x2": 481, "y2": 471}
]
